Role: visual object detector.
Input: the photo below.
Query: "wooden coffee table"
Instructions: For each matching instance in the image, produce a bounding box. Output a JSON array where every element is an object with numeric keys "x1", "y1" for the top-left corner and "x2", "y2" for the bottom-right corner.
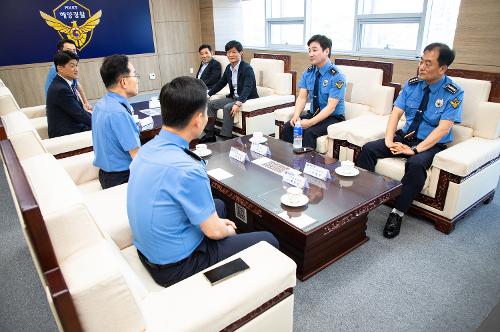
[{"x1": 203, "y1": 135, "x2": 402, "y2": 281}]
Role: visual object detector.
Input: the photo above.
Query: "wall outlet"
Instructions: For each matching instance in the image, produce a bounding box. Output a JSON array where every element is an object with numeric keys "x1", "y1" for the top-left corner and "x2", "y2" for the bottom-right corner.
[
  {"x1": 149, "y1": 73, "x2": 156, "y2": 80},
  {"x1": 189, "y1": 67, "x2": 194, "y2": 74}
]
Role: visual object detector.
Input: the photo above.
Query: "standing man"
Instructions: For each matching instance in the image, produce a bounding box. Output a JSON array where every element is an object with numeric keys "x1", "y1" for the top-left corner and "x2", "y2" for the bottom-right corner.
[
  {"x1": 92, "y1": 55, "x2": 141, "y2": 189},
  {"x1": 281, "y1": 34, "x2": 346, "y2": 150},
  {"x1": 356, "y1": 43, "x2": 463, "y2": 239},
  {"x1": 127, "y1": 76, "x2": 278, "y2": 287},
  {"x1": 196, "y1": 44, "x2": 222, "y2": 90},
  {"x1": 199, "y1": 40, "x2": 258, "y2": 142},
  {"x1": 45, "y1": 39, "x2": 92, "y2": 111},
  {"x1": 46, "y1": 50, "x2": 92, "y2": 138}
]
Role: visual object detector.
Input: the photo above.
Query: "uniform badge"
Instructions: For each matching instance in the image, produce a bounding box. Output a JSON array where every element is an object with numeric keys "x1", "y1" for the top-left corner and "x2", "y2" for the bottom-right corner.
[
  {"x1": 323, "y1": 79, "x2": 329, "y2": 87},
  {"x1": 408, "y1": 76, "x2": 420, "y2": 85},
  {"x1": 307, "y1": 65, "x2": 315, "y2": 72},
  {"x1": 450, "y1": 97, "x2": 461, "y2": 109},
  {"x1": 335, "y1": 80, "x2": 344, "y2": 89},
  {"x1": 444, "y1": 83, "x2": 458, "y2": 94},
  {"x1": 435, "y1": 99, "x2": 444, "y2": 108},
  {"x1": 329, "y1": 67, "x2": 337, "y2": 76}
]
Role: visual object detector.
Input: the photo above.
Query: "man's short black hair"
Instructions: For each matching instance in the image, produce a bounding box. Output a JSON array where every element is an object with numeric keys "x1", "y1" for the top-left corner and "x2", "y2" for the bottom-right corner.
[
  {"x1": 307, "y1": 34, "x2": 332, "y2": 57},
  {"x1": 56, "y1": 39, "x2": 76, "y2": 51},
  {"x1": 100, "y1": 54, "x2": 130, "y2": 88},
  {"x1": 160, "y1": 76, "x2": 208, "y2": 129},
  {"x1": 199, "y1": 44, "x2": 212, "y2": 52},
  {"x1": 54, "y1": 50, "x2": 79, "y2": 71},
  {"x1": 423, "y1": 43, "x2": 455, "y2": 67},
  {"x1": 225, "y1": 40, "x2": 243, "y2": 53}
]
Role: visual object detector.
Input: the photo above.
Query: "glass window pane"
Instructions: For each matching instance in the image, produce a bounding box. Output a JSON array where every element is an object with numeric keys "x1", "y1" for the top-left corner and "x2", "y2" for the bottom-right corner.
[
  {"x1": 270, "y1": 24, "x2": 304, "y2": 46},
  {"x1": 242, "y1": 0, "x2": 266, "y2": 47},
  {"x1": 310, "y1": 0, "x2": 356, "y2": 51},
  {"x1": 360, "y1": 23, "x2": 419, "y2": 50},
  {"x1": 358, "y1": 0, "x2": 424, "y2": 14},
  {"x1": 425, "y1": 0, "x2": 461, "y2": 48},
  {"x1": 266, "y1": 0, "x2": 304, "y2": 18}
]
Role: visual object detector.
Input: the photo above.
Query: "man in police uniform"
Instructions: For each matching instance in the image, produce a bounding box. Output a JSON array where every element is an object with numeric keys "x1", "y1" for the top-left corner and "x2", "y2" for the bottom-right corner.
[
  {"x1": 92, "y1": 55, "x2": 141, "y2": 189},
  {"x1": 282, "y1": 34, "x2": 346, "y2": 150},
  {"x1": 356, "y1": 43, "x2": 463, "y2": 239},
  {"x1": 127, "y1": 76, "x2": 278, "y2": 287}
]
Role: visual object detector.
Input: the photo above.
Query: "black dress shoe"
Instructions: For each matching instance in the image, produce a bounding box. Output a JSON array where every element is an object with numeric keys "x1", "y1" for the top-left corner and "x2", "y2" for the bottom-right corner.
[
  {"x1": 198, "y1": 134, "x2": 216, "y2": 143},
  {"x1": 383, "y1": 212, "x2": 403, "y2": 238}
]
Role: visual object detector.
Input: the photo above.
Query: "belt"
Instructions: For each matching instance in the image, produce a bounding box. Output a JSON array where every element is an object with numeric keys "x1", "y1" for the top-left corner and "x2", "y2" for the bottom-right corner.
[{"x1": 137, "y1": 249, "x2": 183, "y2": 271}]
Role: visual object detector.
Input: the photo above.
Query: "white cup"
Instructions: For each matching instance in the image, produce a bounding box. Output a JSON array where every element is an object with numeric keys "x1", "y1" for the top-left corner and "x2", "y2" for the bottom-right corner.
[
  {"x1": 287, "y1": 187, "x2": 303, "y2": 204},
  {"x1": 195, "y1": 144, "x2": 207, "y2": 151},
  {"x1": 253, "y1": 131, "x2": 263, "y2": 141},
  {"x1": 341, "y1": 160, "x2": 355, "y2": 172}
]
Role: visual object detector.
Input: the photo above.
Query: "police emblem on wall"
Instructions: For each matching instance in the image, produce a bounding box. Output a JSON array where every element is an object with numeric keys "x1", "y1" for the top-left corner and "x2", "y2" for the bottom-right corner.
[{"x1": 39, "y1": 0, "x2": 102, "y2": 51}]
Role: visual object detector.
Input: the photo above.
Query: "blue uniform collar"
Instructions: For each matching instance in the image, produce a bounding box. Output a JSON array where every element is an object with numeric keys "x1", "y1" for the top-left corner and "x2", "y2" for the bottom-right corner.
[
  {"x1": 316, "y1": 60, "x2": 333, "y2": 76},
  {"x1": 422, "y1": 75, "x2": 446, "y2": 94},
  {"x1": 158, "y1": 129, "x2": 189, "y2": 149},
  {"x1": 107, "y1": 91, "x2": 131, "y2": 108}
]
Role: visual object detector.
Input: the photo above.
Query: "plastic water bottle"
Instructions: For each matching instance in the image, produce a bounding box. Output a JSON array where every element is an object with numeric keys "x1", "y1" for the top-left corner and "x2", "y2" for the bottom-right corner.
[{"x1": 293, "y1": 120, "x2": 303, "y2": 149}]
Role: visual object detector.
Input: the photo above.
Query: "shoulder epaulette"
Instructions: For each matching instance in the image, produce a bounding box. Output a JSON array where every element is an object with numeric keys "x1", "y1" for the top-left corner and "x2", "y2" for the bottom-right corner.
[
  {"x1": 183, "y1": 148, "x2": 202, "y2": 161},
  {"x1": 307, "y1": 65, "x2": 315, "y2": 72},
  {"x1": 408, "y1": 76, "x2": 420, "y2": 85},
  {"x1": 329, "y1": 67, "x2": 337, "y2": 76},
  {"x1": 444, "y1": 83, "x2": 458, "y2": 94}
]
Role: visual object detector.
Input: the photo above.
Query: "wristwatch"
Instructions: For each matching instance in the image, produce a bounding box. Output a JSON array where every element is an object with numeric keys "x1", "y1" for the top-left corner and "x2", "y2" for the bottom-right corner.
[{"x1": 411, "y1": 146, "x2": 419, "y2": 154}]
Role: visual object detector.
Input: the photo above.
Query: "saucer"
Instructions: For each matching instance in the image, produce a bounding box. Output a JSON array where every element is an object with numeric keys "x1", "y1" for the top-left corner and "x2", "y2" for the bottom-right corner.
[
  {"x1": 335, "y1": 166, "x2": 359, "y2": 177},
  {"x1": 249, "y1": 137, "x2": 267, "y2": 144},
  {"x1": 194, "y1": 148, "x2": 212, "y2": 157},
  {"x1": 280, "y1": 194, "x2": 309, "y2": 207}
]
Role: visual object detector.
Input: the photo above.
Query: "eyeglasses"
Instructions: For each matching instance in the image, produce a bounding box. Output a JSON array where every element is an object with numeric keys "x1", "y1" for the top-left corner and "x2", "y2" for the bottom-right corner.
[{"x1": 123, "y1": 74, "x2": 141, "y2": 80}]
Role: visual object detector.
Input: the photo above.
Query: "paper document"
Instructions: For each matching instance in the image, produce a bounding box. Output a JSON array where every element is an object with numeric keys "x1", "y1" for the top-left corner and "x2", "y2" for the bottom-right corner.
[{"x1": 207, "y1": 168, "x2": 234, "y2": 180}]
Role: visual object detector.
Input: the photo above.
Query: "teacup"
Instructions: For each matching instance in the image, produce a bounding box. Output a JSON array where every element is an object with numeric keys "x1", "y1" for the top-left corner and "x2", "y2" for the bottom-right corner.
[
  {"x1": 341, "y1": 160, "x2": 355, "y2": 172},
  {"x1": 287, "y1": 187, "x2": 303, "y2": 204},
  {"x1": 195, "y1": 144, "x2": 208, "y2": 151},
  {"x1": 253, "y1": 131, "x2": 263, "y2": 141}
]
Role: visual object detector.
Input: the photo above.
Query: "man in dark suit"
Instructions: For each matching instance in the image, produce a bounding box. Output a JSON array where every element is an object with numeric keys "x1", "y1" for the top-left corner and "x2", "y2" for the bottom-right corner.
[
  {"x1": 196, "y1": 44, "x2": 221, "y2": 90},
  {"x1": 200, "y1": 40, "x2": 258, "y2": 142},
  {"x1": 46, "y1": 51, "x2": 92, "y2": 138}
]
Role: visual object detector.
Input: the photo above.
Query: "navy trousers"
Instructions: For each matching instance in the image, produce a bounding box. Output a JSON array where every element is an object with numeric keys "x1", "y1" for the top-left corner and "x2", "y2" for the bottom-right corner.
[
  {"x1": 356, "y1": 131, "x2": 446, "y2": 213},
  {"x1": 98, "y1": 169, "x2": 130, "y2": 189},
  {"x1": 282, "y1": 113, "x2": 344, "y2": 150},
  {"x1": 139, "y1": 198, "x2": 279, "y2": 287}
]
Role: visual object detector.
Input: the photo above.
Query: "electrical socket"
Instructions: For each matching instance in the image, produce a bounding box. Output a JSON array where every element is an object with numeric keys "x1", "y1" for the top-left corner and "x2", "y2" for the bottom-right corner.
[
  {"x1": 189, "y1": 67, "x2": 194, "y2": 74},
  {"x1": 149, "y1": 73, "x2": 156, "y2": 80}
]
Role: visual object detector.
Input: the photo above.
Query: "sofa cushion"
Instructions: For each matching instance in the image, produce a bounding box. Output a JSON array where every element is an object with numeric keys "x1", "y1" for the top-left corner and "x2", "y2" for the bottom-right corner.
[
  {"x1": 327, "y1": 115, "x2": 388, "y2": 147},
  {"x1": 121, "y1": 245, "x2": 165, "y2": 294},
  {"x1": 344, "y1": 102, "x2": 372, "y2": 120},
  {"x1": 257, "y1": 86, "x2": 275, "y2": 97},
  {"x1": 30, "y1": 116, "x2": 48, "y2": 140},
  {"x1": 474, "y1": 101, "x2": 500, "y2": 139},
  {"x1": 449, "y1": 77, "x2": 491, "y2": 129},
  {"x1": 57, "y1": 151, "x2": 99, "y2": 185},
  {"x1": 374, "y1": 158, "x2": 432, "y2": 191}
]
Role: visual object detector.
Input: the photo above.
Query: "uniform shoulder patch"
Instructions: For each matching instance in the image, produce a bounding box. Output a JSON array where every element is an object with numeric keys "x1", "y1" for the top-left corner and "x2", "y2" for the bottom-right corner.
[
  {"x1": 450, "y1": 97, "x2": 461, "y2": 109},
  {"x1": 329, "y1": 67, "x2": 337, "y2": 76},
  {"x1": 408, "y1": 76, "x2": 419, "y2": 85},
  {"x1": 335, "y1": 80, "x2": 344, "y2": 89},
  {"x1": 307, "y1": 65, "x2": 315, "y2": 72},
  {"x1": 444, "y1": 83, "x2": 458, "y2": 94}
]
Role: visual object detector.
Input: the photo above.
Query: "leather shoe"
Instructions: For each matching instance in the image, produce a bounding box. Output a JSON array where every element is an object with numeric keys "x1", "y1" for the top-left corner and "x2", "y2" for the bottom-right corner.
[
  {"x1": 383, "y1": 212, "x2": 402, "y2": 238},
  {"x1": 198, "y1": 134, "x2": 216, "y2": 143}
]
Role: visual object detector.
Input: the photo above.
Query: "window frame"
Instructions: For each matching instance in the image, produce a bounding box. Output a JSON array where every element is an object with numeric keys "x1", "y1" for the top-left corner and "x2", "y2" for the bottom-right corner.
[{"x1": 265, "y1": 0, "x2": 307, "y2": 50}]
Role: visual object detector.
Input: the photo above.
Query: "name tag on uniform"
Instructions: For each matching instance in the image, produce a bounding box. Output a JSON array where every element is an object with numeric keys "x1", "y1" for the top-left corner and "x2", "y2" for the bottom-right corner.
[
  {"x1": 250, "y1": 143, "x2": 270, "y2": 156},
  {"x1": 229, "y1": 147, "x2": 248, "y2": 163},
  {"x1": 282, "y1": 169, "x2": 308, "y2": 188},
  {"x1": 303, "y1": 162, "x2": 331, "y2": 181}
]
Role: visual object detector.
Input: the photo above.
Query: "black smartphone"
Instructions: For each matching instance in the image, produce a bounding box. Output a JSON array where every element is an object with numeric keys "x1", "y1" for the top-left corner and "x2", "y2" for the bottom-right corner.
[
  {"x1": 204, "y1": 258, "x2": 250, "y2": 285},
  {"x1": 293, "y1": 147, "x2": 314, "y2": 154}
]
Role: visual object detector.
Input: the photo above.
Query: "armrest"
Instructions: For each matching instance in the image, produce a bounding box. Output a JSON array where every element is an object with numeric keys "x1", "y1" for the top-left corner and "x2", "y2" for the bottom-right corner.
[
  {"x1": 42, "y1": 130, "x2": 93, "y2": 156},
  {"x1": 240, "y1": 94, "x2": 295, "y2": 113},
  {"x1": 58, "y1": 151, "x2": 99, "y2": 185},
  {"x1": 141, "y1": 241, "x2": 297, "y2": 331},
  {"x1": 21, "y1": 105, "x2": 46, "y2": 119},
  {"x1": 432, "y1": 137, "x2": 500, "y2": 176}
]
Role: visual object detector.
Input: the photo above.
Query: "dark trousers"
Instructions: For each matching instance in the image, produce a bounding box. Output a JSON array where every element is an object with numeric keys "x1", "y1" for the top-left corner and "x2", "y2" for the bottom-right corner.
[
  {"x1": 282, "y1": 113, "x2": 345, "y2": 150},
  {"x1": 206, "y1": 97, "x2": 236, "y2": 138},
  {"x1": 139, "y1": 198, "x2": 279, "y2": 287},
  {"x1": 355, "y1": 131, "x2": 446, "y2": 213},
  {"x1": 98, "y1": 169, "x2": 130, "y2": 189}
]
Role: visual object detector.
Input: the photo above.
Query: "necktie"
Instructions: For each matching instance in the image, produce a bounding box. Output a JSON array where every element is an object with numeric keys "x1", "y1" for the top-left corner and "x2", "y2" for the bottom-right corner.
[
  {"x1": 312, "y1": 70, "x2": 321, "y2": 115},
  {"x1": 405, "y1": 85, "x2": 430, "y2": 140},
  {"x1": 71, "y1": 81, "x2": 81, "y2": 103}
]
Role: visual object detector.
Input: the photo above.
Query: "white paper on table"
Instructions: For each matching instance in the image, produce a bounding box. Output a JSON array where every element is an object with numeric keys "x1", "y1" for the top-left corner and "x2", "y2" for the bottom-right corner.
[
  {"x1": 149, "y1": 99, "x2": 161, "y2": 109},
  {"x1": 207, "y1": 168, "x2": 234, "y2": 180},
  {"x1": 140, "y1": 108, "x2": 161, "y2": 116},
  {"x1": 278, "y1": 211, "x2": 316, "y2": 229}
]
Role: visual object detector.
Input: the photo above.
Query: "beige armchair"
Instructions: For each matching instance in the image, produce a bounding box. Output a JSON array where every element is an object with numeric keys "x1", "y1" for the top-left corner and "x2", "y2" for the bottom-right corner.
[
  {"x1": 328, "y1": 69, "x2": 500, "y2": 233},
  {"x1": 275, "y1": 59, "x2": 397, "y2": 154}
]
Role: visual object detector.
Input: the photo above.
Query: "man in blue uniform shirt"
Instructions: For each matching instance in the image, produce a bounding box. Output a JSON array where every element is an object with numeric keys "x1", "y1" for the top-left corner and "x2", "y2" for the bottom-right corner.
[
  {"x1": 127, "y1": 76, "x2": 278, "y2": 287},
  {"x1": 92, "y1": 55, "x2": 141, "y2": 189},
  {"x1": 282, "y1": 34, "x2": 346, "y2": 150},
  {"x1": 356, "y1": 43, "x2": 463, "y2": 239}
]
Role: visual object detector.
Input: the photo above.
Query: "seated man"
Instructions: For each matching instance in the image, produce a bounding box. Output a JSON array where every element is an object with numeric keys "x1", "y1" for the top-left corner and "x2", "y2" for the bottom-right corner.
[
  {"x1": 356, "y1": 43, "x2": 463, "y2": 239},
  {"x1": 200, "y1": 40, "x2": 259, "y2": 142},
  {"x1": 282, "y1": 34, "x2": 346, "y2": 150},
  {"x1": 92, "y1": 54, "x2": 141, "y2": 189},
  {"x1": 196, "y1": 44, "x2": 221, "y2": 90},
  {"x1": 44, "y1": 39, "x2": 92, "y2": 110},
  {"x1": 46, "y1": 51, "x2": 92, "y2": 138},
  {"x1": 127, "y1": 76, "x2": 278, "y2": 287}
]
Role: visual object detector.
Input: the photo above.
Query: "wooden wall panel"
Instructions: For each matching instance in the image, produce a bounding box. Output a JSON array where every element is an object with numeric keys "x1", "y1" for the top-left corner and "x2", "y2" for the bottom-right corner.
[{"x1": 158, "y1": 53, "x2": 199, "y2": 83}]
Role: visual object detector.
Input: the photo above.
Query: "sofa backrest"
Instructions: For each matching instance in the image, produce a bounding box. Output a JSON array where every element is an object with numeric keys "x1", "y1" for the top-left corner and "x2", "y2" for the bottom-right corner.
[
  {"x1": 449, "y1": 77, "x2": 491, "y2": 128},
  {"x1": 0, "y1": 86, "x2": 20, "y2": 116},
  {"x1": 213, "y1": 54, "x2": 230, "y2": 73},
  {"x1": 250, "y1": 58, "x2": 292, "y2": 96}
]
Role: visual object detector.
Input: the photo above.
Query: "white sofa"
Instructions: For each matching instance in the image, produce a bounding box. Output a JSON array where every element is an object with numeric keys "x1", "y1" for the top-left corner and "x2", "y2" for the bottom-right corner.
[
  {"x1": 211, "y1": 54, "x2": 296, "y2": 136},
  {"x1": 275, "y1": 60, "x2": 396, "y2": 154},
  {"x1": 328, "y1": 71, "x2": 500, "y2": 233},
  {"x1": 1, "y1": 139, "x2": 297, "y2": 331}
]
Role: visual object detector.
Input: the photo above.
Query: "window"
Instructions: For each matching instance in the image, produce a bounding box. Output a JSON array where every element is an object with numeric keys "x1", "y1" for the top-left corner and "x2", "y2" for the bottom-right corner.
[{"x1": 242, "y1": 0, "x2": 461, "y2": 58}]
